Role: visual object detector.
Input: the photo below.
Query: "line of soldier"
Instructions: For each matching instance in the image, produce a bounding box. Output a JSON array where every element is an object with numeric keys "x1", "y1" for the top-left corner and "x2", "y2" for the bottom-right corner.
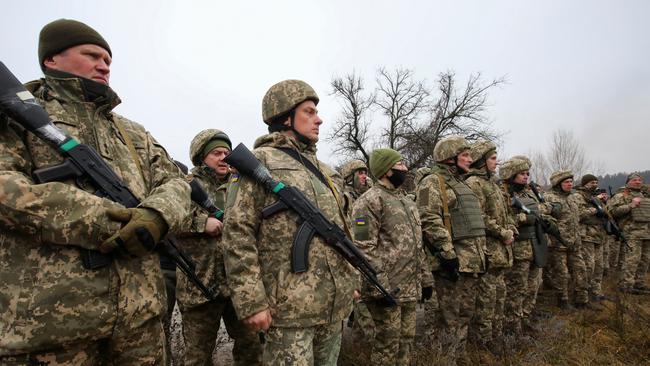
[{"x1": 1, "y1": 18, "x2": 648, "y2": 366}]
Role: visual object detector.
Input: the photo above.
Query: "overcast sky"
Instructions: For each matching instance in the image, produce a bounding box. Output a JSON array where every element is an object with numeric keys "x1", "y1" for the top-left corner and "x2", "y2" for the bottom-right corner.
[{"x1": 2, "y1": 0, "x2": 649, "y2": 175}]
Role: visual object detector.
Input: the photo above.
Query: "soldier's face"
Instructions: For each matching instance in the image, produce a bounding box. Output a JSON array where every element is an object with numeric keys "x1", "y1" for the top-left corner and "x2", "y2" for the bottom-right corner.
[
  {"x1": 290, "y1": 100, "x2": 322, "y2": 143},
  {"x1": 486, "y1": 153, "x2": 498, "y2": 173},
  {"x1": 356, "y1": 169, "x2": 368, "y2": 186},
  {"x1": 628, "y1": 176, "x2": 643, "y2": 189},
  {"x1": 513, "y1": 171, "x2": 529, "y2": 185},
  {"x1": 203, "y1": 147, "x2": 230, "y2": 178},
  {"x1": 560, "y1": 178, "x2": 573, "y2": 193},
  {"x1": 584, "y1": 180, "x2": 599, "y2": 191},
  {"x1": 43, "y1": 44, "x2": 111, "y2": 85},
  {"x1": 456, "y1": 150, "x2": 473, "y2": 173}
]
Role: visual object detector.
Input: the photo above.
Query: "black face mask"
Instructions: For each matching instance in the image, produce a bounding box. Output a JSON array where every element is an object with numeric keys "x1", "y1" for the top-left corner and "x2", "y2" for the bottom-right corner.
[{"x1": 388, "y1": 169, "x2": 407, "y2": 188}]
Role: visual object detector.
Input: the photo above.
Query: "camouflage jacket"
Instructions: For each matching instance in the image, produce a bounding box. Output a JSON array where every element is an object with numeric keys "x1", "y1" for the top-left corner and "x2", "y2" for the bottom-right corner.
[
  {"x1": 503, "y1": 183, "x2": 550, "y2": 261},
  {"x1": 176, "y1": 166, "x2": 230, "y2": 308},
  {"x1": 608, "y1": 187, "x2": 650, "y2": 240},
  {"x1": 222, "y1": 133, "x2": 357, "y2": 327},
  {"x1": 351, "y1": 181, "x2": 434, "y2": 303},
  {"x1": 415, "y1": 164, "x2": 487, "y2": 273},
  {"x1": 545, "y1": 188, "x2": 582, "y2": 249},
  {"x1": 342, "y1": 185, "x2": 362, "y2": 218},
  {"x1": 573, "y1": 187, "x2": 607, "y2": 244},
  {"x1": 0, "y1": 76, "x2": 190, "y2": 355},
  {"x1": 465, "y1": 169, "x2": 514, "y2": 268}
]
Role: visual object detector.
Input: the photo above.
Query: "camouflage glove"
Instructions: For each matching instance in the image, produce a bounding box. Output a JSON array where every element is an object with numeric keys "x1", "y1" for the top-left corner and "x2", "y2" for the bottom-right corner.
[{"x1": 100, "y1": 208, "x2": 168, "y2": 256}]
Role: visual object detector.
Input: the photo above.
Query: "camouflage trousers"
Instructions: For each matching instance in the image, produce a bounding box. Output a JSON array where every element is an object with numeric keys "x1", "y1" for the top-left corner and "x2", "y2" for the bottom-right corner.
[
  {"x1": 582, "y1": 241, "x2": 605, "y2": 297},
  {"x1": 504, "y1": 260, "x2": 540, "y2": 333},
  {"x1": 351, "y1": 301, "x2": 375, "y2": 340},
  {"x1": 434, "y1": 273, "x2": 480, "y2": 357},
  {"x1": 547, "y1": 247, "x2": 588, "y2": 304},
  {"x1": 365, "y1": 300, "x2": 416, "y2": 366},
  {"x1": 161, "y1": 267, "x2": 177, "y2": 366},
  {"x1": 180, "y1": 297, "x2": 262, "y2": 366},
  {"x1": 263, "y1": 322, "x2": 342, "y2": 366},
  {"x1": 0, "y1": 315, "x2": 166, "y2": 366},
  {"x1": 607, "y1": 236, "x2": 622, "y2": 272},
  {"x1": 618, "y1": 238, "x2": 650, "y2": 290},
  {"x1": 471, "y1": 267, "x2": 507, "y2": 343}
]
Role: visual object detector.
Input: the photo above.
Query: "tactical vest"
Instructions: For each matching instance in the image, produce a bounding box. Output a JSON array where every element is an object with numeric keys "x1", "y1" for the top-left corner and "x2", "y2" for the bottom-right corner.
[
  {"x1": 445, "y1": 174, "x2": 486, "y2": 240},
  {"x1": 631, "y1": 197, "x2": 650, "y2": 223},
  {"x1": 516, "y1": 194, "x2": 538, "y2": 240}
]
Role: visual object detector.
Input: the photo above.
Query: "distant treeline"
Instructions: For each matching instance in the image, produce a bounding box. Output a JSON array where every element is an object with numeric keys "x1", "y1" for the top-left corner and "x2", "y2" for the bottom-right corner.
[{"x1": 597, "y1": 170, "x2": 650, "y2": 190}]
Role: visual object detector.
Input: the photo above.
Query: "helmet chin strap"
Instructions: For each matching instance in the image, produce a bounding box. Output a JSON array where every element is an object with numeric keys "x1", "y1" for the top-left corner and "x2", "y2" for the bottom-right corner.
[{"x1": 288, "y1": 113, "x2": 313, "y2": 145}]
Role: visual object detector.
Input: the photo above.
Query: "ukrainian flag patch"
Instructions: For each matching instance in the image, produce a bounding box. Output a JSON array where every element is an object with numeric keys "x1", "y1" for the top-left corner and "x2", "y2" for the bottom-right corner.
[
  {"x1": 230, "y1": 174, "x2": 239, "y2": 183},
  {"x1": 355, "y1": 217, "x2": 366, "y2": 226}
]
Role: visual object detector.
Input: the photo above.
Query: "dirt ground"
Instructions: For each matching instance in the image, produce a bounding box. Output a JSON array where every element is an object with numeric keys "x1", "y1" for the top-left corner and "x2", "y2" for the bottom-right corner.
[{"x1": 169, "y1": 273, "x2": 650, "y2": 365}]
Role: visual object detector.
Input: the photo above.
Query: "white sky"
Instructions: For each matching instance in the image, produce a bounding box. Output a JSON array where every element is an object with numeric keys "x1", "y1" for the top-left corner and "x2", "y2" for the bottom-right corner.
[{"x1": 2, "y1": 0, "x2": 649, "y2": 174}]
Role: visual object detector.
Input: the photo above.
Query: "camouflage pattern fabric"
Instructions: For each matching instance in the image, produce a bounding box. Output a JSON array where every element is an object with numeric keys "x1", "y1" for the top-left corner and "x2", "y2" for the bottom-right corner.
[
  {"x1": 415, "y1": 163, "x2": 486, "y2": 360},
  {"x1": 0, "y1": 76, "x2": 190, "y2": 356},
  {"x1": 432, "y1": 135, "x2": 470, "y2": 162},
  {"x1": 262, "y1": 323, "x2": 342, "y2": 366},
  {"x1": 365, "y1": 301, "x2": 417, "y2": 366},
  {"x1": 608, "y1": 187, "x2": 650, "y2": 290},
  {"x1": 262, "y1": 80, "x2": 319, "y2": 123},
  {"x1": 350, "y1": 180, "x2": 432, "y2": 365},
  {"x1": 222, "y1": 132, "x2": 357, "y2": 361},
  {"x1": 465, "y1": 168, "x2": 515, "y2": 343},
  {"x1": 545, "y1": 188, "x2": 589, "y2": 303},
  {"x1": 181, "y1": 298, "x2": 262, "y2": 366}
]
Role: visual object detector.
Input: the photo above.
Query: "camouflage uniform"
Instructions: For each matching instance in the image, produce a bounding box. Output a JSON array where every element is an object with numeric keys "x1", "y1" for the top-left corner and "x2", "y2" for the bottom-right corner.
[
  {"x1": 499, "y1": 157, "x2": 548, "y2": 334},
  {"x1": 416, "y1": 137, "x2": 487, "y2": 359},
  {"x1": 574, "y1": 187, "x2": 607, "y2": 298},
  {"x1": 0, "y1": 75, "x2": 190, "y2": 364},
  {"x1": 465, "y1": 165, "x2": 515, "y2": 343},
  {"x1": 222, "y1": 133, "x2": 357, "y2": 365},
  {"x1": 544, "y1": 172, "x2": 589, "y2": 306},
  {"x1": 352, "y1": 180, "x2": 433, "y2": 366},
  {"x1": 608, "y1": 186, "x2": 650, "y2": 291},
  {"x1": 177, "y1": 141, "x2": 262, "y2": 366}
]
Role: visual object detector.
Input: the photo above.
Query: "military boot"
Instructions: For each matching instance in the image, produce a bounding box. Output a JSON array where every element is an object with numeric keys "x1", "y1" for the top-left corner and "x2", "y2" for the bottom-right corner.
[{"x1": 557, "y1": 297, "x2": 574, "y2": 310}]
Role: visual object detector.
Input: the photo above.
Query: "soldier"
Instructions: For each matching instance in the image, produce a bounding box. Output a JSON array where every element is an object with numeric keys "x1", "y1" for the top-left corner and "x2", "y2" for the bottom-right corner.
[
  {"x1": 340, "y1": 159, "x2": 371, "y2": 217},
  {"x1": 499, "y1": 156, "x2": 549, "y2": 336},
  {"x1": 465, "y1": 140, "x2": 515, "y2": 354},
  {"x1": 0, "y1": 19, "x2": 190, "y2": 364},
  {"x1": 176, "y1": 129, "x2": 262, "y2": 365},
  {"x1": 351, "y1": 148, "x2": 433, "y2": 366},
  {"x1": 222, "y1": 80, "x2": 358, "y2": 365},
  {"x1": 415, "y1": 136, "x2": 487, "y2": 362},
  {"x1": 608, "y1": 173, "x2": 650, "y2": 294},
  {"x1": 545, "y1": 171, "x2": 589, "y2": 308},
  {"x1": 574, "y1": 174, "x2": 607, "y2": 301}
]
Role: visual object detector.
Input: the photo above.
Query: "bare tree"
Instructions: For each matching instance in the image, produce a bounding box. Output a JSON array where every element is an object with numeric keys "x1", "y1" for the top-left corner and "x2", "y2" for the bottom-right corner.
[
  {"x1": 327, "y1": 68, "x2": 505, "y2": 169},
  {"x1": 528, "y1": 149, "x2": 552, "y2": 186},
  {"x1": 546, "y1": 129, "x2": 590, "y2": 179},
  {"x1": 327, "y1": 72, "x2": 374, "y2": 162},
  {"x1": 373, "y1": 67, "x2": 429, "y2": 150}
]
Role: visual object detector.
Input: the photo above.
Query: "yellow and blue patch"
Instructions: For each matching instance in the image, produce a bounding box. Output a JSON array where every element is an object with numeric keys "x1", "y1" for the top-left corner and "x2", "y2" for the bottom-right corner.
[
  {"x1": 230, "y1": 174, "x2": 240, "y2": 183},
  {"x1": 355, "y1": 217, "x2": 366, "y2": 226}
]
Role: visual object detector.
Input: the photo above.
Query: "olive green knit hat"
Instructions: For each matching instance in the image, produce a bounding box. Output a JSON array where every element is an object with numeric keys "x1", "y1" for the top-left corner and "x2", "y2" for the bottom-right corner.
[
  {"x1": 39, "y1": 19, "x2": 112, "y2": 71},
  {"x1": 369, "y1": 148, "x2": 402, "y2": 179}
]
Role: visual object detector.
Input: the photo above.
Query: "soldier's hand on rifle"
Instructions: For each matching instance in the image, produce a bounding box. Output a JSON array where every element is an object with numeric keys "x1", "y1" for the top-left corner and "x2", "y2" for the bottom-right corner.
[
  {"x1": 204, "y1": 217, "x2": 223, "y2": 237},
  {"x1": 243, "y1": 308, "x2": 272, "y2": 332},
  {"x1": 501, "y1": 229, "x2": 514, "y2": 245},
  {"x1": 632, "y1": 197, "x2": 642, "y2": 208},
  {"x1": 100, "y1": 208, "x2": 168, "y2": 256},
  {"x1": 588, "y1": 207, "x2": 598, "y2": 216}
]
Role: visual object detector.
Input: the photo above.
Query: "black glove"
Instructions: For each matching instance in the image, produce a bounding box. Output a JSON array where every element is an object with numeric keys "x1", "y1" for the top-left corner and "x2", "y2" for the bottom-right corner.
[
  {"x1": 438, "y1": 256, "x2": 460, "y2": 282},
  {"x1": 421, "y1": 286, "x2": 434, "y2": 302},
  {"x1": 373, "y1": 296, "x2": 397, "y2": 308}
]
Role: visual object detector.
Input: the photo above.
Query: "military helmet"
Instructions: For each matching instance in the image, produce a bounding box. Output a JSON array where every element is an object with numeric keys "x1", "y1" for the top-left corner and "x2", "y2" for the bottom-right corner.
[
  {"x1": 469, "y1": 140, "x2": 497, "y2": 162},
  {"x1": 262, "y1": 80, "x2": 319, "y2": 124},
  {"x1": 189, "y1": 129, "x2": 232, "y2": 167},
  {"x1": 433, "y1": 135, "x2": 471, "y2": 162},
  {"x1": 549, "y1": 170, "x2": 573, "y2": 187},
  {"x1": 340, "y1": 159, "x2": 368, "y2": 180},
  {"x1": 499, "y1": 156, "x2": 531, "y2": 181}
]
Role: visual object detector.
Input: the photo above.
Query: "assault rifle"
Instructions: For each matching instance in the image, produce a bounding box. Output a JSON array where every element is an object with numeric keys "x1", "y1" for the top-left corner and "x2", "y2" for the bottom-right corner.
[
  {"x1": 0, "y1": 61, "x2": 215, "y2": 301},
  {"x1": 590, "y1": 195, "x2": 626, "y2": 243},
  {"x1": 512, "y1": 196, "x2": 555, "y2": 267},
  {"x1": 189, "y1": 179, "x2": 224, "y2": 220},
  {"x1": 224, "y1": 143, "x2": 398, "y2": 306}
]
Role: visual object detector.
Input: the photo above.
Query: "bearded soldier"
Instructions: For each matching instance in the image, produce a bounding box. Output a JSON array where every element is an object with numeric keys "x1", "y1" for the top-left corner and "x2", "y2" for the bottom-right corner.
[
  {"x1": 545, "y1": 171, "x2": 589, "y2": 308},
  {"x1": 176, "y1": 129, "x2": 262, "y2": 365},
  {"x1": 499, "y1": 156, "x2": 550, "y2": 336},
  {"x1": 465, "y1": 140, "x2": 514, "y2": 354},
  {"x1": 607, "y1": 173, "x2": 650, "y2": 294},
  {"x1": 415, "y1": 136, "x2": 487, "y2": 362},
  {"x1": 351, "y1": 148, "x2": 433, "y2": 366},
  {"x1": 340, "y1": 159, "x2": 371, "y2": 217},
  {"x1": 574, "y1": 174, "x2": 607, "y2": 301},
  {"x1": 0, "y1": 19, "x2": 190, "y2": 364},
  {"x1": 222, "y1": 80, "x2": 357, "y2": 365}
]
